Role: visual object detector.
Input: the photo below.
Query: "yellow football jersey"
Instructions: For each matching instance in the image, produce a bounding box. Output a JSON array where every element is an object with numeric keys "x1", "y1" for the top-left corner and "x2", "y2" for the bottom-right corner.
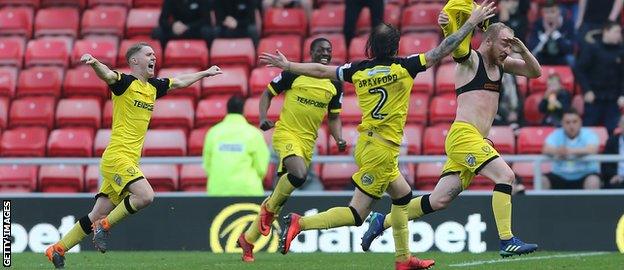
[
  {"x1": 101, "y1": 71, "x2": 172, "y2": 165},
  {"x1": 268, "y1": 71, "x2": 343, "y2": 141},
  {"x1": 336, "y1": 54, "x2": 427, "y2": 144}
]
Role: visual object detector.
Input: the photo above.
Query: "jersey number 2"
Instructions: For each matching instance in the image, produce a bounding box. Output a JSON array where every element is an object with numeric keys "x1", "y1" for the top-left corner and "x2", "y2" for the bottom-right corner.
[{"x1": 369, "y1": 88, "x2": 388, "y2": 120}]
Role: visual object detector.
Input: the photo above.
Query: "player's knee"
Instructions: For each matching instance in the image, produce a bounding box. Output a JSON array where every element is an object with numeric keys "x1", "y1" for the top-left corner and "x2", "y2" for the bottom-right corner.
[
  {"x1": 287, "y1": 173, "x2": 307, "y2": 188},
  {"x1": 497, "y1": 170, "x2": 516, "y2": 185},
  {"x1": 348, "y1": 206, "x2": 365, "y2": 226},
  {"x1": 134, "y1": 190, "x2": 155, "y2": 208}
]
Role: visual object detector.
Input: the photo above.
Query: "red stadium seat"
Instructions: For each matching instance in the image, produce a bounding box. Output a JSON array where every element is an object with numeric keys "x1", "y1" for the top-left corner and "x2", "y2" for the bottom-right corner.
[
  {"x1": 151, "y1": 98, "x2": 194, "y2": 130},
  {"x1": 0, "y1": 127, "x2": 48, "y2": 156},
  {"x1": 529, "y1": 65, "x2": 574, "y2": 94},
  {"x1": 81, "y1": 6, "x2": 127, "y2": 37},
  {"x1": 408, "y1": 93, "x2": 429, "y2": 125},
  {"x1": 55, "y1": 98, "x2": 101, "y2": 129},
  {"x1": 102, "y1": 99, "x2": 112, "y2": 128},
  {"x1": 512, "y1": 161, "x2": 552, "y2": 189},
  {"x1": 403, "y1": 124, "x2": 423, "y2": 154},
  {"x1": 140, "y1": 164, "x2": 178, "y2": 192},
  {"x1": 16, "y1": 66, "x2": 63, "y2": 97},
  {"x1": 164, "y1": 40, "x2": 208, "y2": 69},
  {"x1": 41, "y1": 0, "x2": 86, "y2": 9},
  {"x1": 523, "y1": 93, "x2": 543, "y2": 125},
  {"x1": 316, "y1": 0, "x2": 344, "y2": 7},
  {"x1": 63, "y1": 66, "x2": 109, "y2": 101},
  {"x1": 195, "y1": 96, "x2": 227, "y2": 127},
  {"x1": 487, "y1": 126, "x2": 515, "y2": 154},
  {"x1": 0, "y1": 7, "x2": 33, "y2": 38},
  {"x1": 210, "y1": 38, "x2": 255, "y2": 68},
  {"x1": 341, "y1": 95, "x2": 362, "y2": 124},
  {"x1": 9, "y1": 96, "x2": 55, "y2": 128},
  {"x1": 516, "y1": 126, "x2": 555, "y2": 154},
  {"x1": 71, "y1": 38, "x2": 118, "y2": 67},
  {"x1": 589, "y1": 126, "x2": 608, "y2": 152},
  {"x1": 423, "y1": 124, "x2": 451, "y2": 155},
  {"x1": 158, "y1": 67, "x2": 199, "y2": 100},
  {"x1": 0, "y1": 67, "x2": 17, "y2": 98},
  {"x1": 187, "y1": 127, "x2": 208, "y2": 156},
  {"x1": 85, "y1": 164, "x2": 99, "y2": 192},
  {"x1": 249, "y1": 66, "x2": 281, "y2": 96},
  {"x1": 125, "y1": 8, "x2": 160, "y2": 38},
  {"x1": 435, "y1": 63, "x2": 456, "y2": 95},
  {"x1": 384, "y1": 4, "x2": 402, "y2": 28},
  {"x1": 133, "y1": 0, "x2": 162, "y2": 7},
  {"x1": 257, "y1": 35, "x2": 302, "y2": 64},
  {"x1": 24, "y1": 38, "x2": 70, "y2": 67},
  {"x1": 0, "y1": 0, "x2": 40, "y2": 8},
  {"x1": 34, "y1": 7, "x2": 79, "y2": 37},
  {"x1": 179, "y1": 164, "x2": 206, "y2": 191},
  {"x1": 309, "y1": 5, "x2": 343, "y2": 35},
  {"x1": 93, "y1": 128, "x2": 109, "y2": 156},
  {"x1": 401, "y1": 3, "x2": 442, "y2": 33},
  {"x1": 88, "y1": 0, "x2": 132, "y2": 8},
  {"x1": 348, "y1": 35, "x2": 367, "y2": 62},
  {"x1": 142, "y1": 129, "x2": 186, "y2": 156},
  {"x1": 415, "y1": 162, "x2": 444, "y2": 190},
  {"x1": 398, "y1": 33, "x2": 438, "y2": 57},
  {"x1": 0, "y1": 37, "x2": 25, "y2": 68},
  {"x1": 47, "y1": 128, "x2": 94, "y2": 156},
  {"x1": 263, "y1": 8, "x2": 307, "y2": 37},
  {"x1": 411, "y1": 66, "x2": 434, "y2": 95},
  {"x1": 243, "y1": 95, "x2": 283, "y2": 124},
  {"x1": 118, "y1": 39, "x2": 162, "y2": 69},
  {"x1": 355, "y1": 5, "x2": 402, "y2": 35},
  {"x1": 201, "y1": 66, "x2": 248, "y2": 97},
  {"x1": 329, "y1": 124, "x2": 359, "y2": 154},
  {"x1": 429, "y1": 94, "x2": 456, "y2": 125},
  {"x1": 0, "y1": 165, "x2": 38, "y2": 192},
  {"x1": 39, "y1": 164, "x2": 84, "y2": 193},
  {"x1": 320, "y1": 163, "x2": 358, "y2": 190},
  {"x1": 0, "y1": 97, "x2": 6, "y2": 128},
  {"x1": 303, "y1": 34, "x2": 347, "y2": 65}
]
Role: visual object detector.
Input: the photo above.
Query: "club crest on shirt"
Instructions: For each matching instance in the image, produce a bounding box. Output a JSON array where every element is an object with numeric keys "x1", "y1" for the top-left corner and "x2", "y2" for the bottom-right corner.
[
  {"x1": 465, "y1": 154, "x2": 477, "y2": 167},
  {"x1": 481, "y1": 145, "x2": 492, "y2": 154},
  {"x1": 361, "y1": 173, "x2": 375, "y2": 186},
  {"x1": 127, "y1": 167, "x2": 137, "y2": 176},
  {"x1": 285, "y1": 143, "x2": 293, "y2": 152},
  {"x1": 113, "y1": 174, "x2": 122, "y2": 186}
]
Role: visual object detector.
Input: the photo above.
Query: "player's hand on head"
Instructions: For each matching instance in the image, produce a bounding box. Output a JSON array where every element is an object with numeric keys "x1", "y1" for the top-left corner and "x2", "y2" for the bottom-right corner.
[
  {"x1": 80, "y1": 54, "x2": 96, "y2": 65},
  {"x1": 337, "y1": 139, "x2": 347, "y2": 152},
  {"x1": 438, "y1": 11, "x2": 449, "y2": 26},
  {"x1": 259, "y1": 119, "x2": 275, "y2": 131},
  {"x1": 502, "y1": 37, "x2": 527, "y2": 53},
  {"x1": 259, "y1": 50, "x2": 289, "y2": 70},
  {"x1": 206, "y1": 65, "x2": 222, "y2": 76},
  {"x1": 468, "y1": 1, "x2": 496, "y2": 25}
]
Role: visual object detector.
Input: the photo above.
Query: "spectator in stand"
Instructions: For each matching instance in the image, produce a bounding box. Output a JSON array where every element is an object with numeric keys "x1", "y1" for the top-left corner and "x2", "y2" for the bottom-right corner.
[
  {"x1": 541, "y1": 108, "x2": 601, "y2": 190},
  {"x1": 576, "y1": 0, "x2": 623, "y2": 47},
  {"x1": 601, "y1": 115, "x2": 624, "y2": 188},
  {"x1": 152, "y1": 0, "x2": 215, "y2": 49},
  {"x1": 601, "y1": 115, "x2": 624, "y2": 189},
  {"x1": 262, "y1": 0, "x2": 313, "y2": 21},
  {"x1": 528, "y1": 0, "x2": 575, "y2": 66},
  {"x1": 494, "y1": 0, "x2": 530, "y2": 42},
  {"x1": 214, "y1": 0, "x2": 260, "y2": 46},
  {"x1": 494, "y1": 73, "x2": 523, "y2": 129},
  {"x1": 575, "y1": 22, "x2": 624, "y2": 134},
  {"x1": 202, "y1": 96, "x2": 270, "y2": 196},
  {"x1": 343, "y1": 0, "x2": 384, "y2": 47},
  {"x1": 539, "y1": 73, "x2": 571, "y2": 127}
]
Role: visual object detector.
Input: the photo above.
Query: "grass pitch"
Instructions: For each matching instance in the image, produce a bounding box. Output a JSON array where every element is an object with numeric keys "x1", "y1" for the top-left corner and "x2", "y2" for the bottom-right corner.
[{"x1": 13, "y1": 251, "x2": 623, "y2": 270}]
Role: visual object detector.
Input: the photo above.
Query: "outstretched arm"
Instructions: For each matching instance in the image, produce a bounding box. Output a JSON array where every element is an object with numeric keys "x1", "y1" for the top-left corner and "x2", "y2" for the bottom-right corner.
[
  {"x1": 424, "y1": 1, "x2": 496, "y2": 68},
  {"x1": 170, "y1": 65, "x2": 222, "y2": 90},
  {"x1": 81, "y1": 54, "x2": 117, "y2": 85},
  {"x1": 502, "y1": 37, "x2": 542, "y2": 78},
  {"x1": 259, "y1": 51, "x2": 339, "y2": 80}
]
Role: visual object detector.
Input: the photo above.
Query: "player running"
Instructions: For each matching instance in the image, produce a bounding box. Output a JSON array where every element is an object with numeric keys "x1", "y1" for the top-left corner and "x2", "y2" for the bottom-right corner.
[
  {"x1": 260, "y1": 2, "x2": 495, "y2": 269},
  {"x1": 45, "y1": 42, "x2": 222, "y2": 269},
  {"x1": 361, "y1": 1, "x2": 542, "y2": 259},
  {"x1": 237, "y1": 37, "x2": 347, "y2": 262}
]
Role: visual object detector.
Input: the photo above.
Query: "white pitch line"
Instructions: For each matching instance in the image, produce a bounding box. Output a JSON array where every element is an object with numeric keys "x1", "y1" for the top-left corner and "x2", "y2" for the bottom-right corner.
[{"x1": 448, "y1": 252, "x2": 609, "y2": 267}]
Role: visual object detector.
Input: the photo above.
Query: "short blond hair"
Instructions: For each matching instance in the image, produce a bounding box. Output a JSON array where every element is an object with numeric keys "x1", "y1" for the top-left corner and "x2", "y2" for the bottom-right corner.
[
  {"x1": 125, "y1": 42, "x2": 150, "y2": 64},
  {"x1": 483, "y1": 23, "x2": 514, "y2": 42}
]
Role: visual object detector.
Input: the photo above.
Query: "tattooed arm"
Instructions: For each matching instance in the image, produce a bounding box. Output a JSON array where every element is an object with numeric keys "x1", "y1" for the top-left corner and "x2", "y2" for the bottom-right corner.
[{"x1": 424, "y1": 1, "x2": 496, "y2": 68}]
